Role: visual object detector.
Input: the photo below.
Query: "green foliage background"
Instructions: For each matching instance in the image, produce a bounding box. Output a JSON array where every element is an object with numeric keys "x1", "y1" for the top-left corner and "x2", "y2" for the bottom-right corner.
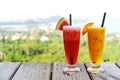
[{"x1": 0, "y1": 31, "x2": 120, "y2": 62}]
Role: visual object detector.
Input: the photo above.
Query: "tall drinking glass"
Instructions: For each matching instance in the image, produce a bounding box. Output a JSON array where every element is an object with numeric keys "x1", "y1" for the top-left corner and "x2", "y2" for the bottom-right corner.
[
  {"x1": 63, "y1": 26, "x2": 81, "y2": 72},
  {"x1": 87, "y1": 27, "x2": 105, "y2": 73}
]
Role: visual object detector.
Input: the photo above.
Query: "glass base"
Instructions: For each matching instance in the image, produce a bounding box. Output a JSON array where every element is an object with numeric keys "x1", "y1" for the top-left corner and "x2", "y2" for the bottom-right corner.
[
  {"x1": 87, "y1": 66, "x2": 104, "y2": 73},
  {"x1": 64, "y1": 67, "x2": 80, "y2": 72},
  {"x1": 63, "y1": 64, "x2": 80, "y2": 73}
]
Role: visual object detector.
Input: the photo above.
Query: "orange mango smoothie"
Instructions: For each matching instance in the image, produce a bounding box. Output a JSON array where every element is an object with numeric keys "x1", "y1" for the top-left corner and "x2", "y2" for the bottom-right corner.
[{"x1": 88, "y1": 27, "x2": 105, "y2": 66}]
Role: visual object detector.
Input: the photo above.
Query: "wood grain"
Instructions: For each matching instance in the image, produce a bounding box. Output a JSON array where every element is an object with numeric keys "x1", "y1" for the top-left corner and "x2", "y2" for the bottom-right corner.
[
  {"x1": 116, "y1": 62, "x2": 120, "y2": 68},
  {"x1": 85, "y1": 62, "x2": 120, "y2": 80},
  {"x1": 0, "y1": 62, "x2": 21, "y2": 80},
  {"x1": 12, "y1": 62, "x2": 51, "y2": 80},
  {"x1": 52, "y1": 62, "x2": 91, "y2": 80}
]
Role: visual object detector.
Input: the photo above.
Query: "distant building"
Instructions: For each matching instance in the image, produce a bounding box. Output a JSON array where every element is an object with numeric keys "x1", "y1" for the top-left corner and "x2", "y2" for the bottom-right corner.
[
  {"x1": 12, "y1": 35, "x2": 20, "y2": 40},
  {"x1": 0, "y1": 35, "x2": 3, "y2": 40},
  {"x1": 22, "y1": 34, "x2": 27, "y2": 40},
  {"x1": 4, "y1": 36, "x2": 8, "y2": 40},
  {"x1": 11, "y1": 33, "x2": 22, "y2": 41},
  {"x1": 29, "y1": 33, "x2": 39, "y2": 40},
  {"x1": 0, "y1": 35, "x2": 9, "y2": 40},
  {"x1": 40, "y1": 35, "x2": 49, "y2": 42}
]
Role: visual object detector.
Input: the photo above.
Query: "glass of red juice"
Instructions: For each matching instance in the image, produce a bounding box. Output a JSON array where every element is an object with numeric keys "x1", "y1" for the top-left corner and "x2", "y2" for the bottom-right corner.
[{"x1": 63, "y1": 26, "x2": 81, "y2": 72}]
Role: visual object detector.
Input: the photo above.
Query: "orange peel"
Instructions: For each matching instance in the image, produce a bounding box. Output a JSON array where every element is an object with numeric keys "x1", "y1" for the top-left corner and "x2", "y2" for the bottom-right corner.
[{"x1": 82, "y1": 22, "x2": 94, "y2": 36}]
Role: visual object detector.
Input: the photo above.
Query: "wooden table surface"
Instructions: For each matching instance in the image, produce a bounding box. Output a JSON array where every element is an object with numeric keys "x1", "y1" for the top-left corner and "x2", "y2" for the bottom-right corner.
[{"x1": 0, "y1": 62, "x2": 120, "y2": 80}]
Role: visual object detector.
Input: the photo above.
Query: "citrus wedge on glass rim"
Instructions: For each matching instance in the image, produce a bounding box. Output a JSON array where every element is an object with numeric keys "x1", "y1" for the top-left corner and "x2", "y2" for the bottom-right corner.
[
  {"x1": 82, "y1": 22, "x2": 94, "y2": 36},
  {"x1": 55, "y1": 17, "x2": 70, "y2": 30}
]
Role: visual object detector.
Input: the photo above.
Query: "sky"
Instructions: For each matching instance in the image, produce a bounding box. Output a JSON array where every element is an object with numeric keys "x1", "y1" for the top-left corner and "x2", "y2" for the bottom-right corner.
[
  {"x1": 0, "y1": 0, "x2": 120, "y2": 20},
  {"x1": 0, "y1": 0, "x2": 120, "y2": 33}
]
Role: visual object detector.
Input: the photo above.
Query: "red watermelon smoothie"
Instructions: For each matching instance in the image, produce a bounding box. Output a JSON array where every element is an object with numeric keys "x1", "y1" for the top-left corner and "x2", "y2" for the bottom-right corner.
[{"x1": 63, "y1": 26, "x2": 81, "y2": 72}]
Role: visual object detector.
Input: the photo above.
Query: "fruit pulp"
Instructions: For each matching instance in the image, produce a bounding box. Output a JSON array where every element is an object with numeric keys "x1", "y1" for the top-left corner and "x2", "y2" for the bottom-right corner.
[
  {"x1": 63, "y1": 26, "x2": 80, "y2": 65},
  {"x1": 88, "y1": 27, "x2": 105, "y2": 66}
]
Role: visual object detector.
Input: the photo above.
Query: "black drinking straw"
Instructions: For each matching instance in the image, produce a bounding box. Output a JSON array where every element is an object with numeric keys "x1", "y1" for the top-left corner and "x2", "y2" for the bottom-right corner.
[
  {"x1": 69, "y1": 14, "x2": 72, "y2": 25},
  {"x1": 101, "y1": 12, "x2": 106, "y2": 27}
]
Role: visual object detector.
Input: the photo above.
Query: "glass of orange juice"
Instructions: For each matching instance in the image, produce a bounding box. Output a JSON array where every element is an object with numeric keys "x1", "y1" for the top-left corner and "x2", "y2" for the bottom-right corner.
[{"x1": 87, "y1": 27, "x2": 105, "y2": 73}]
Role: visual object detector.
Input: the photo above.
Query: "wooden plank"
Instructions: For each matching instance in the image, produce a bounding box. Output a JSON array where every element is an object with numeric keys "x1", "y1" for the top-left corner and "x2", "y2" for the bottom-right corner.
[
  {"x1": 12, "y1": 62, "x2": 51, "y2": 80},
  {"x1": 116, "y1": 62, "x2": 120, "y2": 68},
  {"x1": 52, "y1": 62, "x2": 91, "y2": 80},
  {"x1": 85, "y1": 62, "x2": 120, "y2": 80},
  {"x1": 0, "y1": 62, "x2": 21, "y2": 80}
]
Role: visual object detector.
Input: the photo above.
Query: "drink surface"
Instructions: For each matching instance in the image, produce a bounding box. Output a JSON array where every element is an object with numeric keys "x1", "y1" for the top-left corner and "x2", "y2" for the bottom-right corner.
[
  {"x1": 88, "y1": 27, "x2": 105, "y2": 66},
  {"x1": 63, "y1": 26, "x2": 80, "y2": 65}
]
